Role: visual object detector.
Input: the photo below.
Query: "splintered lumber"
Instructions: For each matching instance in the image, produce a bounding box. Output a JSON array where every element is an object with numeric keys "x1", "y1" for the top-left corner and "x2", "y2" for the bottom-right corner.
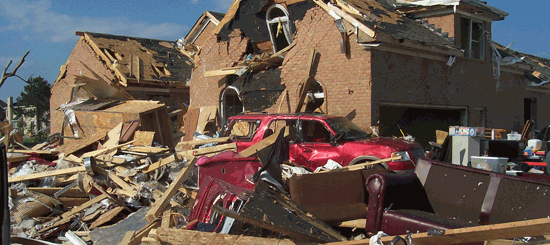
[
  {"x1": 160, "y1": 205, "x2": 172, "y2": 229},
  {"x1": 61, "y1": 193, "x2": 108, "y2": 219},
  {"x1": 176, "y1": 136, "x2": 230, "y2": 147},
  {"x1": 28, "y1": 187, "x2": 89, "y2": 198},
  {"x1": 79, "y1": 139, "x2": 136, "y2": 161},
  {"x1": 89, "y1": 206, "x2": 125, "y2": 229},
  {"x1": 203, "y1": 66, "x2": 248, "y2": 77},
  {"x1": 120, "y1": 146, "x2": 168, "y2": 154},
  {"x1": 153, "y1": 228, "x2": 299, "y2": 245},
  {"x1": 330, "y1": 156, "x2": 402, "y2": 172},
  {"x1": 103, "y1": 123, "x2": 123, "y2": 149},
  {"x1": 145, "y1": 157, "x2": 197, "y2": 222},
  {"x1": 237, "y1": 181, "x2": 346, "y2": 243},
  {"x1": 8, "y1": 166, "x2": 87, "y2": 183},
  {"x1": 240, "y1": 126, "x2": 289, "y2": 157},
  {"x1": 180, "y1": 107, "x2": 200, "y2": 150},
  {"x1": 93, "y1": 166, "x2": 136, "y2": 197},
  {"x1": 192, "y1": 143, "x2": 237, "y2": 156},
  {"x1": 326, "y1": 217, "x2": 550, "y2": 245},
  {"x1": 142, "y1": 154, "x2": 179, "y2": 174},
  {"x1": 195, "y1": 106, "x2": 217, "y2": 134}
]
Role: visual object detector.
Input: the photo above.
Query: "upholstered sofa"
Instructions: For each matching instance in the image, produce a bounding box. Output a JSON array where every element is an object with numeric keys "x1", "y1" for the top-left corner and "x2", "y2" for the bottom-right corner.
[{"x1": 365, "y1": 158, "x2": 550, "y2": 235}]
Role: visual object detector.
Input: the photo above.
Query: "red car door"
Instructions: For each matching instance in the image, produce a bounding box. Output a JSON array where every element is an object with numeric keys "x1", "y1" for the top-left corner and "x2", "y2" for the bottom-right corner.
[{"x1": 289, "y1": 119, "x2": 345, "y2": 170}]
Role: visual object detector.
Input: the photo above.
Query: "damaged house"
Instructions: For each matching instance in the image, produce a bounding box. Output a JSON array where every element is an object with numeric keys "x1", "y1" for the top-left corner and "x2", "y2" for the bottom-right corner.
[{"x1": 189, "y1": 0, "x2": 550, "y2": 146}]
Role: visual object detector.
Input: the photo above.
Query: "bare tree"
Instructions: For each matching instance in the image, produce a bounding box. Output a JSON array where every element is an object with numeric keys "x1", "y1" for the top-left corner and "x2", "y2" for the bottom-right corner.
[{"x1": 0, "y1": 51, "x2": 30, "y2": 89}]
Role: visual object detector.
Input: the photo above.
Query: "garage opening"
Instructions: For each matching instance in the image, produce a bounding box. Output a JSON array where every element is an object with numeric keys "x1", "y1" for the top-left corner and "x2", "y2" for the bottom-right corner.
[{"x1": 379, "y1": 105, "x2": 466, "y2": 148}]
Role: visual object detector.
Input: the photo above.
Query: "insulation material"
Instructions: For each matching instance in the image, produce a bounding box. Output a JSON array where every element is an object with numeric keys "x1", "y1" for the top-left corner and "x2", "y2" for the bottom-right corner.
[{"x1": 64, "y1": 109, "x2": 79, "y2": 138}]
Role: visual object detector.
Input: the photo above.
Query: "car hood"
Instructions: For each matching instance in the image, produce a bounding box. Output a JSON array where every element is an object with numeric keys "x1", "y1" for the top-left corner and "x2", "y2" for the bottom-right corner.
[{"x1": 348, "y1": 137, "x2": 420, "y2": 150}]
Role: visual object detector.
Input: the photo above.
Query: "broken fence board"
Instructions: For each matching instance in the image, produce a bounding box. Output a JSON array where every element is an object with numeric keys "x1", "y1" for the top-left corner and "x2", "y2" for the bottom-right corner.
[
  {"x1": 8, "y1": 166, "x2": 87, "y2": 183},
  {"x1": 326, "y1": 217, "x2": 550, "y2": 245}
]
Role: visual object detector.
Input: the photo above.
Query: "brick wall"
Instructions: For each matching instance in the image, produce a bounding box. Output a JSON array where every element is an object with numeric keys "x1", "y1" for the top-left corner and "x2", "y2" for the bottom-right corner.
[
  {"x1": 193, "y1": 21, "x2": 216, "y2": 48},
  {"x1": 50, "y1": 37, "x2": 117, "y2": 134},
  {"x1": 190, "y1": 6, "x2": 375, "y2": 127},
  {"x1": 422, "y1": 14, "x2": 456, "y2": 38}
]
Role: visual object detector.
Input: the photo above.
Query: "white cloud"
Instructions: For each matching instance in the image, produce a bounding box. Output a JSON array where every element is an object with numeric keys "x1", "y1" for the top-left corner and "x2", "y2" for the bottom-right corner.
[{"x1": 0, "y1": 0, "x2": 189, "y2": 42}]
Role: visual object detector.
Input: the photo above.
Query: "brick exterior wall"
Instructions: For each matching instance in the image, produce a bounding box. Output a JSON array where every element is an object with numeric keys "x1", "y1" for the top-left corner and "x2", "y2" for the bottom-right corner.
[
  {"x1": 422, "y1": 14, "x2": 456, "y2": 38},
  {"x1": 189, "y1": 4, "x2": 549, "y2": 132},
  {"x1": 50, "y1": 37, "x2": 117, "y2": 134},
  {"x1": 193, "y1": 21, "x2": 216, "y2": 48},
  {"x1": 190, "y1": 6, "x2": 374, "y2": 127},
  {"x1": 51, "y1": 37, "x2": 191, "y2": 135}
]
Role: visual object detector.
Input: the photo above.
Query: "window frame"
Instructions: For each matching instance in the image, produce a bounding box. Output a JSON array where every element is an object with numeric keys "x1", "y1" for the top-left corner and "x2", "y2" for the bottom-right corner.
[
  {"x1": 266, "y1": 4, "x2": 293, "y2": 53},
  {"x1": 460, "y1": 16, "x2": 485, "y2": 60}
]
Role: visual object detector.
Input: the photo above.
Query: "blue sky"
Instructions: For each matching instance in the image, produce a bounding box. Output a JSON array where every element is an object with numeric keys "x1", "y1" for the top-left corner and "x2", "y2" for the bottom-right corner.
[{"x1": 0, "y1": 0, "x2": 547, "y2": 103}]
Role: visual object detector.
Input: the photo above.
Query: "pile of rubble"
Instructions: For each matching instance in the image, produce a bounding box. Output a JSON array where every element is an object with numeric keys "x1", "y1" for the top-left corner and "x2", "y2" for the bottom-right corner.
[{"x1": 6, "y1": 103, "x2": 550, "y2": 245}]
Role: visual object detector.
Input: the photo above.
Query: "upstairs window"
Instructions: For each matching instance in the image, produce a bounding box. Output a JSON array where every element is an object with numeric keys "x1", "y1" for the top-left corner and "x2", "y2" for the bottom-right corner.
[
  {"x1": 266, "y1": 4, "x2": 293, "y2": 53},
  {"x1": 460, "y1": 17, "x2": 485, "y2": 60}
]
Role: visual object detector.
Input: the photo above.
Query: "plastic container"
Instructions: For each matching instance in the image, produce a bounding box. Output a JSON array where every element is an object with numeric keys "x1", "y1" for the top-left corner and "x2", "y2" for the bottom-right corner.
[
  {"x1": 507, "y1": 133, "x2": 521, "y2": 140},
  {"x1": 471, "y1": 156, "x2": 508, "y2": 173},
  {"x1": 528, "y1": 139, "x2": 542, "y2": 152}
]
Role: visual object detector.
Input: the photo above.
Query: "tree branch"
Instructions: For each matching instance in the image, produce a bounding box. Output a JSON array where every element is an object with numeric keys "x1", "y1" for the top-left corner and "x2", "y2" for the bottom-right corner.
[{"x1": 0, "y1": 51, "x2": 30, "y2": 89}]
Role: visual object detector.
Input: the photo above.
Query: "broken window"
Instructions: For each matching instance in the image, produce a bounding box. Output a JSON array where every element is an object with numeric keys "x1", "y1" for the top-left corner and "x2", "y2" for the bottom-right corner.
[
  {"x1": 301, "y1": 120, "x2": 331, "y2": 143},
  {"x1": 227, "y1": 119, "x2": 261, "y2": 141},
  {"x1": 460, "y1": 17, "x2": 485, "y2": 60},
  {"x1": 266, "y1": 4, "x2": 293, "y2": 53}
]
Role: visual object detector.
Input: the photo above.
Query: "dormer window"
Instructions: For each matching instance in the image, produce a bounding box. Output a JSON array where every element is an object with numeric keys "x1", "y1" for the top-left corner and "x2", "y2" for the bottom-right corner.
[
  {"x1": 460, "y1": 17, "x2": 485, "y2": 60},
  {"x1": 266, "y1": 4, "x2": 293, "y2": 53}
]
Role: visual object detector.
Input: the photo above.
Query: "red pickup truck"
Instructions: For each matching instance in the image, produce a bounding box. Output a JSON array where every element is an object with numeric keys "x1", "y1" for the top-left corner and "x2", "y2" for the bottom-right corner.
[{"x1": 222, "y1": 113, "x2": 425, "y2": 171}]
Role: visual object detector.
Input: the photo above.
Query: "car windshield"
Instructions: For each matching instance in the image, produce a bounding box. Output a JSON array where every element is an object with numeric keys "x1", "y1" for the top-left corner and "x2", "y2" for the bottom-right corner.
[{"x1": 326, "y1": 117, "x2": 371, "y2": 140}]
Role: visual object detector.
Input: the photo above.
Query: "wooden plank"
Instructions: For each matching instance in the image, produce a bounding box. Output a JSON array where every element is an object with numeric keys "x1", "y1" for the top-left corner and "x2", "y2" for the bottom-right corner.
[
  {"x1": 313, "y1": 0, "x2": 376, "y2": 38},
  {"x1": 120, "y1": 146, "x2": 168, "y2": 154},
  {"x1": 195, "y1": 106, "x2": 217, "y2": 134},
  {"x1": 103, "y1": 123, "x2": 123, "y2": 149},
  {"x1": 204, "y1": 66, "x2": 248, "y2": 77},
  {"x1": 79, "y1": 139, "x2": 136, "y2": 161},
  {"x1": 133, "y1": 131, "x2": 155, "y2": 146},
  {"x1": 128, "y1": 220, "x2": 161, "y2": 245},
  {"x1": 61, "y1": 193, "x2": 108, "y2": 219},
  {"x1": 89, "y1": 206, "x2": 125, "y2": 229},
  {"x1": 192, "y1": 143, "x2": 237, "y2": 156},
  {"x1": 93, "y1": 166, "x2": 136, "y2": 197},
  {"x1": 142, "y1": 154, "x2": 178, "y2": 174},
  {"x1": 239, "y1": 127, "x2": 289, "y2": 157},
  {"x1": 160, "y1": 205, "x2": 172, "y2": 229},
  {"x1": 8, "y1": 166, "x2": 86, "y2": 183},
  {"x1": 154, "y1": 228, "x2": 298, "y2": 245},
  {"x1": 176, "y1": 136, "x2": 230, "y2": 147},
  {"x1": 27, "y1": 187, "x2": 89, "y2": 198},
  {"x1": 145, "y1": 157, "x2": 197, "y2": 222},
  {"x1": 329, "y1": 156, "x2": 401, "y2": 172},
  {"x1": 180, "y1": 108, "x2": 201, "y2": 150},
  {"x1": 8, "y1": 149, "x2": 59, "y2": 155},
  {"x1": 212, "y1": 205, "x2": 328, "y2": 243},
  {"x1": 325, "y1": 217, "x2": 550, "y2": 245},
  {"x1": 338, "y1": 219, "x2": 366, "y2": 229},
  {"x1": 118, "y1": 231, "x2": 135, "y2": 245},
  {"x1": 58, "y1": 197, "x2": 90, "y2": 207},
  {"x1": 295, "y1": 49, "x2": 316, "y2": 113},
  {"x1": 7, "y1": 154, "x2": 31, "y2": 163}
]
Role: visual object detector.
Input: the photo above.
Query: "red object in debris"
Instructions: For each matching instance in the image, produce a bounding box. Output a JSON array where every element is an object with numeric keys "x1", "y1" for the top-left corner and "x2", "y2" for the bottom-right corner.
[
  {"x1": 223, "y1": 113, "x2": 425, "y2": 171},
  {"x1": 196, "y1": 151, "x2": 262, "y2": 190},
  {"x1": 188, "y1": 176, "x2": 251, "y2": 229},
  {"x1": 27, "y1": 152, "x2": 56, "y2": 167}
]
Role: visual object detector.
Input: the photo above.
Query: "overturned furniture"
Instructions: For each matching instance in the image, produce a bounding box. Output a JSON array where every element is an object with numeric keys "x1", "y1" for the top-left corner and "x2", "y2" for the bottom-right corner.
[{"x1": 365, "y1": 158, "x2": 550, "y2": 235}]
